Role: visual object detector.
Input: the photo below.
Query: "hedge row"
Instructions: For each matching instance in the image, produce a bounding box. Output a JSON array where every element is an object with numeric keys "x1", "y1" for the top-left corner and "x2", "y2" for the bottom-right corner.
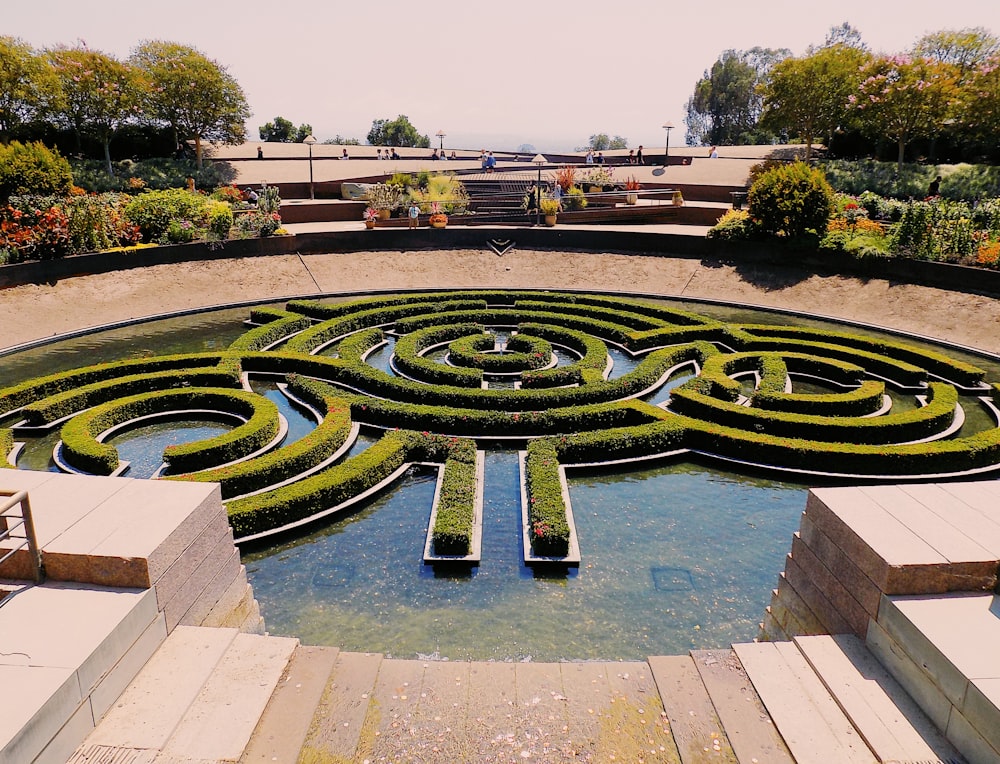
[
  {"x1": 335, "y1": 327, "x2": 385, "y2": 362},
  {"x1": 737, "y1": 324, "x2": 986, "y2": 386},
  {"x1": 392, "y1": 324, "x2": 485, "y2": 387},
  {"x1": 285, "y1": 300, "x2": 487, "y2": 354},
  {"x1": 228, "y1": 313, "x2": 313, "y2": 352},
  {"x1": 669, "y1": 380, "x2": 958, "y2": 444},
  {"x1": 405, "y1": 432, "x2": 478, "y2": 556},
  {"x1": 170, "y1": 376, "x2": 355, "y2": 499},
  {"x1": 225, "y1": 429, "x2": 416, "y2": 538},
  {"x1": 59, "y1": 387, "x2": 272, "y2": 475},
  {"x1": 519, "y1": 323, "x2": 608, "y2": 388},
  {"x1": 350, "y1": 397, "x2": 657, "y2": 437},
  {"x1": 21, "y1": 366, "x2": 242, "y2": 426},
  {"x1": 753, "y1": 380, "x2": 886, "y2": 417},
  {"x1": 524, "y1": 440, "x2": 570, "y2": 556},
  {"x1": 448, "y1": 332, "x2": 552, "y2": 373},
  {"x1": 0, "y1": 429, "x2": 12, "y2": 468},
  {"x1": 0, "y1": 353, "x2": 227, "y2": 416}
]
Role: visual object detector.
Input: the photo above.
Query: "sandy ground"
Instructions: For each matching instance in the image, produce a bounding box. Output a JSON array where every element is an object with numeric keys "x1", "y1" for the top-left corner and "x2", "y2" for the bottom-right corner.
[{"x1": 2, "y1": 248, "x2": 1000, "y2": 357}]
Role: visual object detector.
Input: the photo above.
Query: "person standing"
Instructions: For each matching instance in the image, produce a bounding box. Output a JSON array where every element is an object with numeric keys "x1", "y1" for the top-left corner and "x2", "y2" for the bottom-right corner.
[
  {"x1": 408, "y1": 201, "x2": 420, "y2": 229},
  {"x1": 585, "y1": 150, "x2": 594, "y2": 164},
  {"x1": 256, "y1": 146, "x2": 263, "y2": 160},
  {"x1": 485, "y1": 151, "x2": 496, "y2": 172},
  {"x1": 635, "y1": 145, "x2": 644, "y2": 165},
  {"x1": 341, "y1": 148, "x2": 349, "y2": 160},
  {"x1": 709, "y1": 146, "x2": 719, "y2": 158}
]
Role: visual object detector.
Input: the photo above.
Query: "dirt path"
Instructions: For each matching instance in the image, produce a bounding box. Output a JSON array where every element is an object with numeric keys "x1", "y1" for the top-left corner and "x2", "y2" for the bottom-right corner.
[{"x1": 2, "y1": 248, "x2": 999, "y2": 356}]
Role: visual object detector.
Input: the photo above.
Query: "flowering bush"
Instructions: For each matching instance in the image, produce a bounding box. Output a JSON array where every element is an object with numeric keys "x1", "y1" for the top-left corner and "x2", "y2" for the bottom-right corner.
[
  {"x1": 363, "y1": 207, "x2": 379, "y2": 222},
  {"x1": 581, "y1": 167, "x2": 615, "y2": 188},
  {"x1": 0, "y1": 204, "x2": 70, "y2": 262}
]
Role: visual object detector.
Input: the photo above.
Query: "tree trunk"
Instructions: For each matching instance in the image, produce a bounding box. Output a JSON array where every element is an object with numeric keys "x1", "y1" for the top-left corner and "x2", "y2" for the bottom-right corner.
[
  {"x1": 195, "y1": 135, "x2": 203, "y2": 169},
  {"x1": 103, "y1": 136, "x2": 114, "y2": 177},
  {"x1": 897, "y1": 138, "x2": 906, "y2": 172}
]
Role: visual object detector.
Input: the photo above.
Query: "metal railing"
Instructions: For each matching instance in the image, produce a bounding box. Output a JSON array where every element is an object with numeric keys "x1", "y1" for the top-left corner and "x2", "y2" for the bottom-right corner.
[{"x1": 0, "y1": 490, "x2": 45, "y2": 584}]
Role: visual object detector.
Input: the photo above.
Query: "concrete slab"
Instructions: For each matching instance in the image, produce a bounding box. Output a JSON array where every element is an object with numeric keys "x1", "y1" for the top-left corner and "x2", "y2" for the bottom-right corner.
[
  {"x1": 88, "y1": 611, "x2": 167, "y2": 722},
  {"x1": 794, "y1": 634, "x2": 960, "y2": 763},
  {"x1": 773, "y1": 572, "x2": 828, "y2": 635},
  {"x1": 240, "y1": 644, "x2": 340, "y2": 764},
  {"x1": 83, "y1": 625, "x2": 237, "y2": 749},
  {"x1": 963, "y1": 677, "x2": 1000, "y2": 757},
  {"x1": 0, "y1": 664, "x2": 80, "y2": 764},
  {"x1": 798, "y1": 513, "x2": 882, "y2": 617},
  {"x1": 791, "y1": 533, "x2": 870, "y2": 637},
  {"x1": 160, "y1": 632, "x2": 297, "y2": 761},
  {"x1": 945, "y1": 705, "x2": 1000, "y2": 764},
  {"x1": 691, "y1": 649, "x2": 794, "y2": 764},
  {"x1": 782, "y1": 550, "x2": 854, "y2": 635},
  {"x1": 404, "y1": 660, "x2": 473, "y2": 761},
  {"x1": 897, "y1": 483, "x2": 1000, "y2": 560}
]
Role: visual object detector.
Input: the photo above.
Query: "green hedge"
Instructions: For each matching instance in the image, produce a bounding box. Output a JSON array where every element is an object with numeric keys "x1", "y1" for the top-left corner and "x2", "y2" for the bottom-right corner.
[
  {"x1": 519, "y1": 323, "x2": 608, "y2": 388},
  {"x1": 406, "y1": 433, "x2": 478, "y2": 556},
  {"x1": 392, "y1": 324, "x2": 485, "y2": 387},
  {"x1": 0, "y1": 353, "x2": 227, "y2": 416},
  {"x1": 753, "y1": 380, "x2": 886, "y2": 417},
  {"x1": 228, "y1": 312, "x2": 313, "y2": 352},
  {"x1": 226, "y1": 429, "x2": 417, "y2": 538},
  {"x1": 0, "y1": 429, "x2": 13, "y2": 468},
  {"x1": 524, "y1": 440, "x2": 570, "y2": 556},
  {"x1": 170, "y1": 376, "x2": 355, "y2": 499},
  {"x1": 59, "y1": 387, "x2": 273, "y2": 475},
  {"x1": 21, "y1": 366, "x2": 242, "y2": 426},
  {"x1": 448, "y1": 332, "x2": 552, "y2": 373}
]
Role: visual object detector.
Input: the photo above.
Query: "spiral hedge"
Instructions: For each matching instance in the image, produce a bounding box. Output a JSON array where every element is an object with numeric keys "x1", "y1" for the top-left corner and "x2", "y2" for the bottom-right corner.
[{"x1": 2, "y1": 289, "x2": 999, "y2": 552}]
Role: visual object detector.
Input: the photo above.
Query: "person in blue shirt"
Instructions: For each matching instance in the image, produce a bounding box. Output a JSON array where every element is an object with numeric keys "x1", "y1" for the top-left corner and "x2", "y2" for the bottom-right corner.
[{"x1": 485, "y1": 151, "x2": 496, "y2": 172}]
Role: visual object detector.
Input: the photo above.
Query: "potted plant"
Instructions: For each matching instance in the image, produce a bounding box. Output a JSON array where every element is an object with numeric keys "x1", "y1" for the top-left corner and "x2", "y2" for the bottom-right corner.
[
  {"x1": 428, "y1": 202, "x2": 448, "y2": 228},
  {"x1": 367, "y1": 182, "x2": 400, "y2": 220},
  {"x1": 363, "y1": 207, "x2": 378, "y2": 229},
  {"x1": 539, "y1": 198, "x2": 560, "y2": 226},
  {"x1": 672, "y1": 190, "x2": 684, "y2": 207},
  {"x1": 624, "y1": 176, "x2": 640, "y2": 205}
]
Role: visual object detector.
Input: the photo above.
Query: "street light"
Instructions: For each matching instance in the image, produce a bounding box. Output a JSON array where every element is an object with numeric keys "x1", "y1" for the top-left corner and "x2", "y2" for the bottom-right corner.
[
  {"x1": 303, "y1": 134, "x2": 317, "y2": 200},
  {"x1": 436, "y1": 130, "x2": 446, "y2": 151},
  {"x1": 532, "y1": 153, "x2": 546, "y2": 226},
  {"x1": 662, "y1": 121, "x2": 674, "y2": 168}
]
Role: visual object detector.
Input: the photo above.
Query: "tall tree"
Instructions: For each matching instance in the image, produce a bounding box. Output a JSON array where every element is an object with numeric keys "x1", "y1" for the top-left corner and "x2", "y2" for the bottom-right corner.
[
  {"x1": 585, "y1": 134, "x2": 628, "y2": 151},
  {"x1": 367, "y1": 115, "x2": 429, "y2": 148},
  {"x1": 47, "y1": 44, "x2": 140, "y2": 175},
  {"x1": 822, "y1": 22, "x2": 867, "y2": 51},
  {"x1": 685, "y1": 47, "x2": 789, "y2": 146},
  {"x1": 849, "y1": 55, "x2": 957, "y2": 170},
  {"x1": 130, "y1": 40, "x2": 250, "y2": 168},
  {"x1": 760, "y1": 44, "x2": 870, "y2": 159},
  {"x1": 259, "y1": 116, "x2": 312, "y2": 142},
  {"x1": 959, "y1": 54, "x2": 1000, "y2": 145},
  {"x1": 911, "y1": 27, "x2": 1000, "y2": 83},
  {"x1": 0, "y1": 36, "x2": 59, "y2": 138}
]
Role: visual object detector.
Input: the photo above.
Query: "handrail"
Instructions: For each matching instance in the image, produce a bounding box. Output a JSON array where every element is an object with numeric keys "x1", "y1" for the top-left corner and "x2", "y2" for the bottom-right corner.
[{"x1": 0, "y1": 490, "x2": 45, "y2": 584}]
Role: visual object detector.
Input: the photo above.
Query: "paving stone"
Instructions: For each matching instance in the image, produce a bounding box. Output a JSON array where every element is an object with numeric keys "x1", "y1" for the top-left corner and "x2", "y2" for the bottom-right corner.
[
  {"x1": 0, "y1": 664, "x2": 80, "y2": 764},
  {"x1": 240, "y1": 644, "x2": 339, "y2": 764},
  {"x1": 299, "y1": 651, "x2": 382, "y2": 761},
  {"x1": 791, "y1": 534, "x2": 870, "y2": 637},
  {"x1": 149, "y1": 506, "x2": 232, "y2": 611},
  {"x1": 901, "y1": 482, "x2": 1000, "y2": 560},
  {"x1": 89, "y1": 612, "x2": 167, "y2": 722},
  {"x1": 773, "y1": 572, "x2": 828, "y2": 636},
  {"x1": 649, "y1": 655, "x2": 736, "y2": 763},
  {"x1": 944, "y1": 704, "x2": 1000, "y2": 764},
  {"x1": 782, "y1": 549, "x2": 853, "y2": 635},
  {"x1": 798, "y1": 513, "x2": 882, "y2": 617},
  {"x1": 405, "y1": 660, "x2": 473, "y2": 761},
  {"x1": 963, "y1": 677, "x2": 1000, "y2": 758},
  {"x1": 691, "y1": 649, "x2": 794, "y2": 764}
]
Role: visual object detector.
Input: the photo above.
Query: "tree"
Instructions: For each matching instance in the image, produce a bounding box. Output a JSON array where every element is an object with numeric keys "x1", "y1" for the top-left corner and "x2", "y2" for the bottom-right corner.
[
  {"x1": 48, "y1": 44, "x2": 140, "y2": 175},
  {"x1": 0, "y1": 36, "x2": 59, "y2": 138},
  {"x1": 584, "y1": 134, "x2": 629, "y2": 151},
  {"x1": 322, "y1": 135, "x2": 360, "y2": 145},
  {"x1": 911, "y1": 27, "x2": 1000, "y2": 83},
  {"x1": 761, "y1": 44, "x2": 870, "y2": 159},
  {"x1": 129, "y1": 40, "x2": 250, "y2": 168},
  {"x1": 685, "y1": 47, "x2": 789, "y2": 146},
  {"x1": 960, "y1": 54, "x2": 1000, "y2": 145},
  {"x1": 367, "y1": 115, "x2": 429, "y2": 148},
  {"x1": 259, "y1": 116, "x2": 312, "y2": 143},
  {"x1": 849, "y1": 55, "x2": 957, "y2": 170},
  {"x1": 822, "y1": 22, "x2": 867, "y2": 51}
]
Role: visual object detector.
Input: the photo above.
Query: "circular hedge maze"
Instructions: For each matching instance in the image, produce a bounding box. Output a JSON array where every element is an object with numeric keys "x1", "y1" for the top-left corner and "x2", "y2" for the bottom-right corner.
[{"x1": 2, "y1": 289, "x2": 999, "y2": 561}]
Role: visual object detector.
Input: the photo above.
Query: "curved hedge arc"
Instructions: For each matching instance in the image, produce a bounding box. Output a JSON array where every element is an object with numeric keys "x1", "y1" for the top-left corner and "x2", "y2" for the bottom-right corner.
[{"x1": 3, "y1": 288, "x2": 1000, "y2": 547}]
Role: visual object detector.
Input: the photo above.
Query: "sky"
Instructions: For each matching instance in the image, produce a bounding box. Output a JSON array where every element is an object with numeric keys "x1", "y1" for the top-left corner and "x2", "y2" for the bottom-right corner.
[{"x1": 6, "y1": 0, "x2": 1000, "y2": 152}]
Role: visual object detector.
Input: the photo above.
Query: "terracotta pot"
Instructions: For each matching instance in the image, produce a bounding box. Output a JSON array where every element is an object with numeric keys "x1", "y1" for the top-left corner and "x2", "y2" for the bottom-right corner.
[
  {"x1": 365, "y1": 219, "x2": 375, "y2": 229},
  {"x1": 430, "y1": 218, "x2": 448, "y2": 229},
  {"x1": 377, "y1": 209, "x2": 391, "y2": 221},
  {"x1": 625, "y1": 192, "x2": 638, "y2": 205},
  {"x1": 544, "y1": 214, "x2": 557, "y2": 227}
]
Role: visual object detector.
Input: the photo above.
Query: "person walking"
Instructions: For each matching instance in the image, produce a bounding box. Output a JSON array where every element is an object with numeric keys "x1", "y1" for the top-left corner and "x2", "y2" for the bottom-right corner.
[{"x1": 635, "y1": 145, "x2": 644, "y2": 165}]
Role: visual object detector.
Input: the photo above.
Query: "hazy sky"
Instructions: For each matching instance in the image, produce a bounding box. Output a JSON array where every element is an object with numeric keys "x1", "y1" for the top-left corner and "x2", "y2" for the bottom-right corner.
[{"x1": 6, "y1": 1, "x2": 1000, "y2": 152}]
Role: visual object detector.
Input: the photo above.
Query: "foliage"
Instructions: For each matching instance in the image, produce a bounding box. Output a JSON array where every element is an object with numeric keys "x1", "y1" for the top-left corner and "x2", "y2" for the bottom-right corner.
[
  {"x1": 366, "y1": 114, "x2": 429, "y2": 148},
  {"x1": 706, "y1": 209, "x2": 758, "y2": 241},
  {"x1": 256, "y1": 183, "x2": 281, "y2": 214},
  {"x1": 0, "y1": 36, "x2": 59, "y2": 136},
  {"x1": 69, "y1": 157, "x2": 235, "y2": 193},
  {"x1": 910, "y1": 27, "x2": 1000, "y2": 82},
  {"x1": 539, "y1": 198, "x2": 560, "y2": 216},
  {"x1": 47, "y1": 45, "x2": 141, "y2": 176},
  {"x1": 848, "y1": 55, "x2": 957, "y2": 169},
  {"x1": 0, "y1": 141, "x2": 73, "y2": 201},
  {"x1": 685, "y1": 47, "x2": 789, "y2": 146},
  {"x1": 760, "y1": 44, "x2": 870, "y2": 159},
  {"x1": 585, "y1": 133, "x2": 629, "y2": 151},
  {"x1": 129, "y1": 40, "x2": 249, "y2": 169},
  {"x1": 123, "y1": 188, "x2": 218, "y2": 241},
  {"x1": 258, "y1": 115, "x2": 312, "y2": 143},
  {"x1": 959, "y1": 55, "x2": 1000, "y2": 145},
  {"x1": 525, "y1": 439, "x2": 570, "y2": 556},
  {"x1": 581, "y1": 167, "x2": 615, "y2": 188},
  {"x1": 0, "y1": 203, "x2": 70, "y2": 262},
  {"x1": 366, "y1": 182, "x2": 401, "y2": 211},
  {"x1": 563, "y1": 186, "x2": 587, "y2": 210},
  {"x1": 747, "y1": 162, "x2": 835, "y2": 237},
  {"x1": 554, "y1": 166, "x2": 576, "y2": 192},
  {"x1": 410, "y1": 174, "x2": 469, "y2": 214}
]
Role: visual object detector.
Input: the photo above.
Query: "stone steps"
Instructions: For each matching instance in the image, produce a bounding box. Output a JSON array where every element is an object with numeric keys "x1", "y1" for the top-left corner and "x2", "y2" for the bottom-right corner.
[
  {"x1": 0, "y1": 583, "x2": 164, "y2": 764},
  {"x1": 870, "y1": 592, "x2": 1000, "y2": 763},
  {"x1": 69, "y1": 625, "x2": 297, "y2": 763},
  {"x1": 737, "y1": 635, "x2": 966, "y2": 764}
]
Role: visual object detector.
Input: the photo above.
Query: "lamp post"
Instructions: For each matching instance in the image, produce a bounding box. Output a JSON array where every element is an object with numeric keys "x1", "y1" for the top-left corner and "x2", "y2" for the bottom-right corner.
[
  {"x1": 532, "y1": 153, "x2": 546, "y2": 226},
  {"x1": 661, "y1": 122, "x2": 674, "y2": 169},
  {"x1": 303, "y1": 134, "x2": 317, "y2": 199},
  {"x1": 436, "y1": 130, "x2": 446, "y2": 151}
]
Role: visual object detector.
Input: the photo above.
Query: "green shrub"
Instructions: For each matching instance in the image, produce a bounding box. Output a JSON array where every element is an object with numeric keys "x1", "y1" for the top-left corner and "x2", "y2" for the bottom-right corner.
[
  {"x1": 0, "y1": 429, "x2": 12, "y2": 468},
  {"x1": 0, "y1": 141, "x2": 73, "y2": 201},
  {"x1": 124, "y1": 189, "x2": 214, "y2": 242},
  {"x1": 820, "y1": 159, "x2": 931, "y2": 199},
  {"x1": 564, "y1": 186, "x2": 587, "y2": 210},
  {"x1": 748, "y1": 162, "x2": 835, "y2": 238},
  {"x1": 205, "y1": 200, "x2": 234, "y2": 239},
  {"x1": 68, "y1": 157, "x2": 234, "y2": 194},
  {"x1": 524, "y1": 440, "x2": 570, "y2": 556},
  {"x1": 707, "y1": 209, "x2": 758, "y2": 241}
]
